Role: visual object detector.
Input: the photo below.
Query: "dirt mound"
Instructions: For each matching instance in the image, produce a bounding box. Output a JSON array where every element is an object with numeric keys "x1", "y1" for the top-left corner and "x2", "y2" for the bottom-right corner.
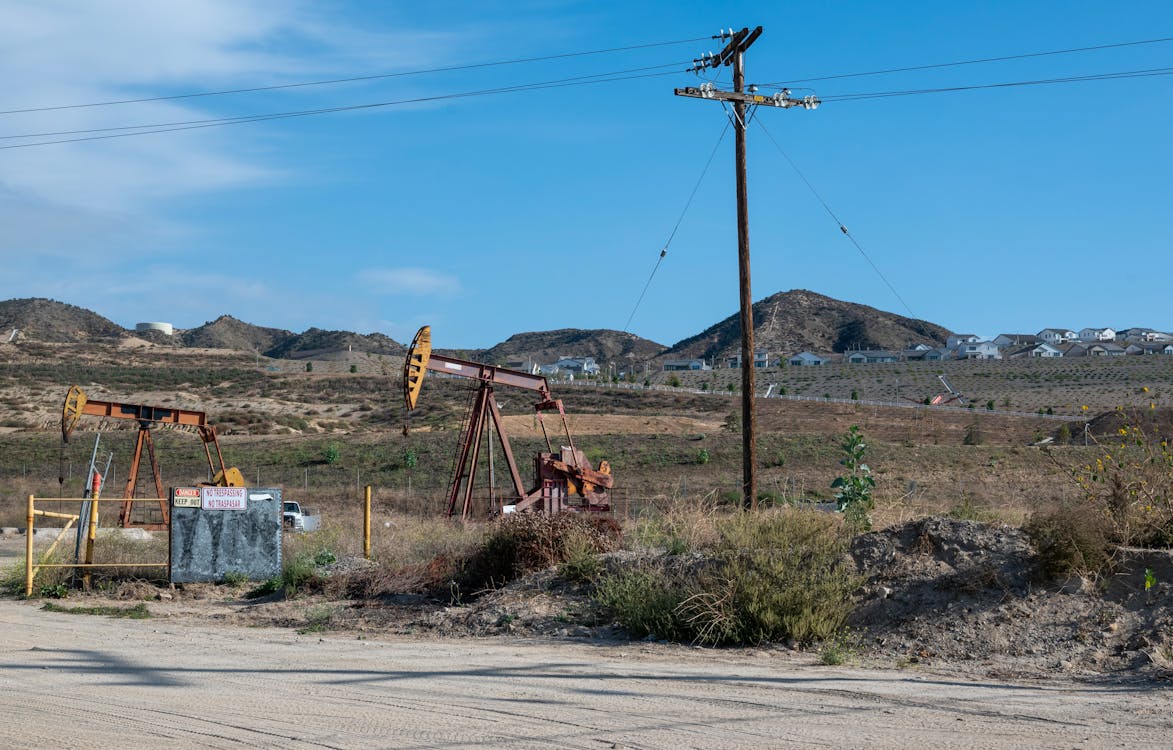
[
  {"x1": 404, "y1": 519, "x2": 1173, "y2": 678},
  {"x1": 850, "y1": 518, "x2": 1173, "y2": 677},
  {"x1": 1086, "y1": 406, "x2": 1173, "y2": 441}
]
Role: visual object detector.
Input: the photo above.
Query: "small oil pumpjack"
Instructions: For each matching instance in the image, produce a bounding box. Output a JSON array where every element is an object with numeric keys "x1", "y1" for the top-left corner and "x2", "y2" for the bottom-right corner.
[
  {"x1": 61, "y1": 385, "x2": 244, "y2": 529},
  {"x1": 402, "y1": 326, "x2": 613, "y2": 520}
]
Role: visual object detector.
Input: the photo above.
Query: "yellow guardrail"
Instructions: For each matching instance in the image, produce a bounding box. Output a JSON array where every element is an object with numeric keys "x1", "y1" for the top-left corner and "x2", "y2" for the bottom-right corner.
[{"x1": 25, "y1": 495, "x2": 168, "y2": 596}]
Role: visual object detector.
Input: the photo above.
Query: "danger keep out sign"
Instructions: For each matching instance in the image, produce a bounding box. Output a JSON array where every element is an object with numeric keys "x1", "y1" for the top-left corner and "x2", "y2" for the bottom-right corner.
[{"x1": 201, "y1": 486, "x2": 248, "y2": 510}]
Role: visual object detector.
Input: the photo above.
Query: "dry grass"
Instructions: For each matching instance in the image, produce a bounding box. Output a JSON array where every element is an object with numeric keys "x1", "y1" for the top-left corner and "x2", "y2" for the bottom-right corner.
[{"x1": 3, "y1": 529, "x2": 168, "y2": 596}]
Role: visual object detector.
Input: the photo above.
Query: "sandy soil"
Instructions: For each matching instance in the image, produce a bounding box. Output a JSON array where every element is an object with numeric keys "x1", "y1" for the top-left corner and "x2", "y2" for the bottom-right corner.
[{"x1": 0, "y1": 598, "x2": 1169, "y2": 750}]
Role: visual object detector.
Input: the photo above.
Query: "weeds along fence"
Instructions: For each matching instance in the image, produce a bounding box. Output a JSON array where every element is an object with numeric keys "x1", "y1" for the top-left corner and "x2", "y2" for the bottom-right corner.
[{"x1": 18, "y1": 495, "x2": 170, "y2": 595}]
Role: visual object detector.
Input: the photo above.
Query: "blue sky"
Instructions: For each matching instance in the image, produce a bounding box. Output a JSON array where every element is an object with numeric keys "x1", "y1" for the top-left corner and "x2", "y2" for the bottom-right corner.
[{"x1": 2, "y1": 1, "x2": 1171, "y2": 349}]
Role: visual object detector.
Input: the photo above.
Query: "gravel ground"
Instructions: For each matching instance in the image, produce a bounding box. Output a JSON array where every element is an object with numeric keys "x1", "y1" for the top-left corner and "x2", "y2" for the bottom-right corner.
[{"x1": 1, "y1": 597, "x2": 1171, "y2": 749}]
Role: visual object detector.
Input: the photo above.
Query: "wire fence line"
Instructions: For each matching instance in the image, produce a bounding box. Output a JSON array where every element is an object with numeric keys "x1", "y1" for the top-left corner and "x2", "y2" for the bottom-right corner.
[{"x1": 553, "y1": 378, "x2": 1084, "y2": 421}]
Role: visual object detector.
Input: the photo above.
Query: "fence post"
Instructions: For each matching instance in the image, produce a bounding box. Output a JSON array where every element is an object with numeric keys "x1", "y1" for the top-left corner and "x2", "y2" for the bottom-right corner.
[
  {"x1": 25, "y1": 495, "x2": 34, "y2": 596},
  {"x1": 363, "y1": 485, "x2": 372, "y2": 560},
  {"x1": 84, "y1": 473, "x2": 101, "y2": 591}
]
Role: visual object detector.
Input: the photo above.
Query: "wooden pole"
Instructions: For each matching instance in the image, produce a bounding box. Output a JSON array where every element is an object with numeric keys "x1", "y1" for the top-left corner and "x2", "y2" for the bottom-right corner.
[
  {"x1": 733, "y1": 45, "x2": 757, "y2": 511},
  {"x1": 363, "y1": 485, "x2": 372, "y2": 560}
]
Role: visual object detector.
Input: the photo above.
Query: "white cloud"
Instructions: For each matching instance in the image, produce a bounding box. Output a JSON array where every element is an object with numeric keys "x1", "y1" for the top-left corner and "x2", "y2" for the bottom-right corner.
[
  {"x1": 0, "y1": 1, "x2": 465, "y2": 224},
  {"x1": 359, "y1": 267, "x2": 462, "y2": 296}
]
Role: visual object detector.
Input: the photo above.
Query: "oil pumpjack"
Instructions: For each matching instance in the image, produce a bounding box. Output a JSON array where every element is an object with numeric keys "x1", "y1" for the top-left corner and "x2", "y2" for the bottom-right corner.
[{"x1": 402, "y1": 326, "x2": 613, "y2": 520}]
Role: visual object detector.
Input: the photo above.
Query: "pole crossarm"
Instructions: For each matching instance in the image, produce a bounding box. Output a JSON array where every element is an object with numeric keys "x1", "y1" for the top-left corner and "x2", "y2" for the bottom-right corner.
[{"x1": 674, "y1": 85, "x2": 820, "y2": 109}]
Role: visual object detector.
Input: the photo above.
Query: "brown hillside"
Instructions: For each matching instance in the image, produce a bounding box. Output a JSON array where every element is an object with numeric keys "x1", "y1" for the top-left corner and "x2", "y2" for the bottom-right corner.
[
  {"x1": 266, "y1": 328, "x2": 403, "y2": 359},
  {"x1": 662, "y1": 289, "x2": 951, "y2": 360},
  {"x1": 0, "y1": 298, "x2": 124, "y2": 342},
  {"x1": 475, "y1": 329, "x2": 666, "y2": 367},
  {"x1": 180, "y1": 315, "x2": 293, "y2": 353}
]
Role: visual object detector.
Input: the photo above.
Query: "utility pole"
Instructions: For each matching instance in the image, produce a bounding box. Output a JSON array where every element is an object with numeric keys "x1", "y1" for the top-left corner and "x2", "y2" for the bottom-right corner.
[{"x1": 675, "y1": 27, "x2": 818, "y2": 510}]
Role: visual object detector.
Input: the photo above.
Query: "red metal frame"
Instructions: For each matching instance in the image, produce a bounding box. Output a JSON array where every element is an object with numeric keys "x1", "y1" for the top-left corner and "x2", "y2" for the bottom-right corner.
[{"x1": 418, "y1": 352, "x2": 613, "y2": 519}]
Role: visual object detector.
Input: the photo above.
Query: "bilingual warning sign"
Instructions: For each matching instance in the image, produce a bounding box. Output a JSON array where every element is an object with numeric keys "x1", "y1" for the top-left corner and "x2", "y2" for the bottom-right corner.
[{"x1": 200, "y1": 486, "x2": 248, "y2": 510}]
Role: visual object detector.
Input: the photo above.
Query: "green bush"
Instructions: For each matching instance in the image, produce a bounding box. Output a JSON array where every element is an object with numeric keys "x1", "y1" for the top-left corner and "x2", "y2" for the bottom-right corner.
[
  {"x1": 596, "y1": 509, "x2": 860, "y2": 646},
  {"x1": 323, "y1": 443, "x2": 341, "y2": 464},
  {"x1": 832, "y1": 426, "x2": 875, "y2": 532},
  {"x1": 593, "y1": 567, "x2": 691, "y2": 641},
  {"x1": 560, "y1": 535, "x2": 604, "y2": 584},
  {"x1": 280, "y1": 555, "x2": 319, "y2": 597}
]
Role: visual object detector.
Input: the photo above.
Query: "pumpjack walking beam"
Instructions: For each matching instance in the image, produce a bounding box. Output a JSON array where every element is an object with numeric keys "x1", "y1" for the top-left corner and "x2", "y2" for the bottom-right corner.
[
  {"x1": 61, "y1": 385, "x2": 243, "y2": 529},
  {"x1": 675, "y1": 26, "x2": 818, "y2": 510}
]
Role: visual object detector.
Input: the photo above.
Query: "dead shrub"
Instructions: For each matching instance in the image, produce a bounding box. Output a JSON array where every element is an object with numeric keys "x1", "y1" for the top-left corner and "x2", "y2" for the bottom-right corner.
[
  {"x1": 456, "y1": 512, "x2": 621, "y2": 596},
  {"x1": 1071, "y1": 422, "x2": 1173, "y2": 548},
  {"x1": 1024, "y1": 503, "x2": 1113, "y2": 580}
]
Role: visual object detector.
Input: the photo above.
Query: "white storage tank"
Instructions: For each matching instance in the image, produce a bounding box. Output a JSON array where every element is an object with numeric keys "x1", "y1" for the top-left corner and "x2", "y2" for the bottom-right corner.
[{"x1": 136, "y1": 321, "x2": 174, "y2": 336}]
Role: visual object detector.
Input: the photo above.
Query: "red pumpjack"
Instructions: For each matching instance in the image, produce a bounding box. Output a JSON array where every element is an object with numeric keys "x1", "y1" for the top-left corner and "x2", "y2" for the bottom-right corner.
[{"x1": 402, "y1": 326, "x2": 613, "y2": 520}]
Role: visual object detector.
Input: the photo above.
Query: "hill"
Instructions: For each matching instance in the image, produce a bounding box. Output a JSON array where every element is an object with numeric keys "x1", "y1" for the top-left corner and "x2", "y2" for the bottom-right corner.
[
  {"x1": 0, "y1": 298, "x2": 124, "y2": 343},
  {"x1": 662, "y1": 289, "x2": 951, "y2": 360},
  {"x1": 179, "y1": 315, "x2": 293, "y2": 353},
  {"x1": 475, "y1": 329, "x2": 666, "y2": 367},
  {"x1": 265, "y1": 328, "x2": 403, "y2": 359}
]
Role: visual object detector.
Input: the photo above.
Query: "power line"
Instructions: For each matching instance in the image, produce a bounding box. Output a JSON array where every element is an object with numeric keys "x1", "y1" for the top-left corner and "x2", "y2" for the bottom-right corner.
[
  {"x1": 817, "y1": 64, "x2": 1173, "y2": 102},
  {"x1": 754, "y1": 118, "x2": 919, "y2": 321},
  {"x1": 623, "y1": 120, "x2": 731, "y2": 333},
  {"x1": 0, "y1": 64, "x2": 688, "y2": 150},
  {"x1": 762, "y1": 34, "x2": 1173, "y2": 87},
  {"x1": 0, "y1": 36, "x2": 710, "y2": 116}
]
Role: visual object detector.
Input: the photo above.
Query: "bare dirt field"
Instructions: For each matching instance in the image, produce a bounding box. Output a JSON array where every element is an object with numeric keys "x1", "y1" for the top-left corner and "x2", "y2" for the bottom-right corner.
[{"x1": 1, "y1": 597, "x2": 1170, "y2": 750}]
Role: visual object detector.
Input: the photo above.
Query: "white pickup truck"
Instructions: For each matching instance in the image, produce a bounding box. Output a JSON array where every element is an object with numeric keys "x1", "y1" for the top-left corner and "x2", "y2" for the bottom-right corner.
[{"x1": 282, "y1": 501, "x2": 320, "y2": 532}]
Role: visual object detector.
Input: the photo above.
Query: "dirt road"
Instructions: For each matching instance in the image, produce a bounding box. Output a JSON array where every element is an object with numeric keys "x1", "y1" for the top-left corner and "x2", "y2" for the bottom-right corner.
[{"x1": 0, "y1": 599, "x2": 1168, "y2": 749}]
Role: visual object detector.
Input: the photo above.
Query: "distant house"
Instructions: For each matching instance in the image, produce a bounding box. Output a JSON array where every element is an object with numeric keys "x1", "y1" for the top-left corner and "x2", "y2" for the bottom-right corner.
[
  {"x1": 662, "y1": 359, "x2": 708, "y2": 371},
  {"x1": 1029, "y1": 343, "x2": 1063, "y2": 358},
  {"x1": 902, "y1": 343, "x2": 933, "y2": 361},
  {"x1": 723, "y1": 349, "x2": 771, "y2": 368},
  {"x1": 922, "y1": 347, "x2": 954, "y2": 361},
  {"x1": 504, "y1": 359, "x2": 537, "y2": 374},
  {"x1": 1120, "y1": 328, "x2": 1173, "y2": 343},
  {"x1": 946, "y1": 333, "x2": 981, "y2": 349},
  {"x1": 845, "y1": 350, "x2": 899, "y2": 364},
  {"x1": 538, "y1": 363, "x2": 561, "y2": 376},
  {"x1": 1078, "y1": 327, "x2": 1116, "y2": 342},
  {"x1": 954, "y1": 341, "x2": 1001, "y2": 360},
  {"x1": 993, "y1": 333, "x2": 1038, "y2": 349},
  {"x1": 1129, "y1": 343, "x2": 1173, "y2": 355},
  {"x1": 554, "y1": 356, "x2": 600, "y2": 375},
  {"x1": 787, "y1": 351, "x2": 826, "y2": 367},
  {"x1": 1038, "y1": 328, "x2": 1076, "y2": 345},
  {"x1": 1064, "y1": 342, "x2": 1126, "y2": 357}
]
